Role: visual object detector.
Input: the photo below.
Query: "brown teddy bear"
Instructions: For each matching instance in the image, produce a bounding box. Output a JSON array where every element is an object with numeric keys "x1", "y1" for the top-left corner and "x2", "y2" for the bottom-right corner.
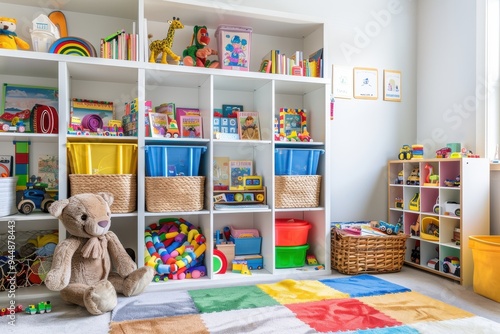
[{"x1": 45, "y1": 192, "x2": 154, "y2": 315}]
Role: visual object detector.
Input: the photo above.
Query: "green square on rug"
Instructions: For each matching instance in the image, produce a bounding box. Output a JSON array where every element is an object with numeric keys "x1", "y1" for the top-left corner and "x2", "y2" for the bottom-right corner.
[{"x1": 189, "y1": 285, "x2": 280, "y2": 312}]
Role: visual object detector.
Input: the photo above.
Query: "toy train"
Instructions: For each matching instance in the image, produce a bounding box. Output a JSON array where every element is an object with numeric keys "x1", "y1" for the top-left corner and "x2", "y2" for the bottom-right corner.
[
  {"x1": 1, "y1": 301, "x2": 52, "y2": 316},
  {"x1": 232, "y1": 255, "x2": 263, "y2": 271}
]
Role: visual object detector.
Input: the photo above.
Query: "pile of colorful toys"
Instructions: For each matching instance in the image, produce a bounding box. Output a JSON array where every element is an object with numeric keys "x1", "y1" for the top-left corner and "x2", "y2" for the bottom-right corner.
[{"x1": 145, "y1": 218, "x2": 206, "y2": 281}]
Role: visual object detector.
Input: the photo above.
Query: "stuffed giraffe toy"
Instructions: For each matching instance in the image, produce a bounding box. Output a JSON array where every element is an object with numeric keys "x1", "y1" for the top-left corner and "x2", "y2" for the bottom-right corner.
[{"x1": 149, "y1": 17, "x2": 184, "y2": 64}]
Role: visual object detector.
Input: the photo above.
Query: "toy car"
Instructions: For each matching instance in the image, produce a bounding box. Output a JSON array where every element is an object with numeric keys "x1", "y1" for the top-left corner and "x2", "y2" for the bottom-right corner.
[
  {"x1": 436, "y1": 147, "x2": 451, "y2": 158},
  {"x1": 443, "y1": 201, "x2": 460, "y2": 217},
  {"x1": 427, "y1": 257, "x2": 439, "y2": 270},
  {"x1": 398, "y1": 145, "x2": 412, "y2": 160},
  {"x1": 166, "y1": 120, "x2": 179, "y2": 138},
  {"x1": 0, "y1": 305, "x2": 23, "y2": 316},
  {"x1": 16, "y1": 182, "x2": 55, "y2": 214},
  {"x1": 445, "y1": 175, "x2": 460, "y2": 187},
  {"x1": 409, "y1": 192, "x2": 420, "y2": 211},
  {"x1": 25, "y1": 301, "x2": 51, "y2": 315},
  {"x1": 377, "y1": 221, "x2": 402, "y2": 235},
  {"x1": 406, "y1": 168, "x2": 420, "y2": 185},
  {"x1": 443, "y1": 256, "x2": 460, "y2": 277},
  {"x1": 434, "y1": 198, "x2": 460, "y2": 216}
]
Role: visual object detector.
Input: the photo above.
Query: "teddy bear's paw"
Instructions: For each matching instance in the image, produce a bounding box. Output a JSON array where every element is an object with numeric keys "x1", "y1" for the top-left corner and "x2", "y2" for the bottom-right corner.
[
  {"x1": 122, "y1": 266, "x2": 155, "y2": 297},
  {"x1": 83, "y1": 280, "x2": 117, "y2": 315}
]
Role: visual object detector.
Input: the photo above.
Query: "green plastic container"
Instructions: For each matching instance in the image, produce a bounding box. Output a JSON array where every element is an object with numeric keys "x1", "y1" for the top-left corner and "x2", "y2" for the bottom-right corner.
[{"x1": 275, "y1": 244, "x2": 309, "y2": 268}]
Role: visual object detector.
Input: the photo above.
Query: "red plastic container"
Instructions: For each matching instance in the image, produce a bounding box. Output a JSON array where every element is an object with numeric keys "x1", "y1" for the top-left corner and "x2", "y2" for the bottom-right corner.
[{"x1": 275, "y1": 218, "x2": 311, "y2": 246}]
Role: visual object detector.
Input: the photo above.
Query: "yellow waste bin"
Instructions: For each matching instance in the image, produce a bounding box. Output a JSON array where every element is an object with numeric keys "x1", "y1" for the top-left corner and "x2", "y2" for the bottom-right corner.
[{"x1": 469, "y1": 235, "x2": 500, "y2": 302}]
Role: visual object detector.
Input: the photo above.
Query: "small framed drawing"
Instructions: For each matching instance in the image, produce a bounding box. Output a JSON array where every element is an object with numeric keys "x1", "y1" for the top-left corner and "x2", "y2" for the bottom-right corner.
[
  {"x1": 332, "y1": 65, "x2": 353, "y2": 99},
  {"x1": 383, "y1": 70, "x2": 401, "y2": 102},
  {"x1": 353, "y1": 67, "x2": 378, "y2": 100}
]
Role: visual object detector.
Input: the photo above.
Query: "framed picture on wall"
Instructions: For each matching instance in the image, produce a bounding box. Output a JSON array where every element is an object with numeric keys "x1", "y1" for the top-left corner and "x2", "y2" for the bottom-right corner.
[
  {"x1": 332, "y1": 65, "x2": 353, "y2": 99},
  {"x1": 353, "y1": 67, "x2": 378, "y2": 100},
  {"x1": 383, "y1": 70, "x2": 402, "y2": 102}
]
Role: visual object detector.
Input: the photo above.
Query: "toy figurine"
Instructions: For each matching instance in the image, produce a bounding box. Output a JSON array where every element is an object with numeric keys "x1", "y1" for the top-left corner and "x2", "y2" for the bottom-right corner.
[
  {"x1": 149, "y1": 17, "x2": 184, "y2": 64},
  {"x1": 182, "y1": 25, "x2": 219, "y2": 68},
  {"x1": 410, "y1": 219, "x2": 420, "y2": 236},
  {"x1": 0, "y1": 17, "x2": 30, "y2": 50}
]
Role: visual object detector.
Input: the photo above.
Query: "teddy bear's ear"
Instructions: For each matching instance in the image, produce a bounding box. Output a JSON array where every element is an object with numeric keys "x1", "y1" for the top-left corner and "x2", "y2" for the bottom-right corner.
[
  {"x1": 48, "y1": 199, "x2": 70, "y2": 218},
  {"x1": 97, "y1": 192, "x2": 114, "y2": 207}
]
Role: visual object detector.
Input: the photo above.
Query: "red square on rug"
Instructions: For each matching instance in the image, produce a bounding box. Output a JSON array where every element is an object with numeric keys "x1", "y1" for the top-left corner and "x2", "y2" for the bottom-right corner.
[{"x1": 287, "y1": 298, "x2": 402, "y2": 332}]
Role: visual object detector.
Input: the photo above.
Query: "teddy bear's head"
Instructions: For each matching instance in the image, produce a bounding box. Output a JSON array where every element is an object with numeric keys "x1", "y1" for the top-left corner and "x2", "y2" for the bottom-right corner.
[
  {"x1": 48, "y1": 192, "x2": 114, "y2": 238},
  {"x1": 0, "y1": 17, "x2": 18, "y2": 33}
]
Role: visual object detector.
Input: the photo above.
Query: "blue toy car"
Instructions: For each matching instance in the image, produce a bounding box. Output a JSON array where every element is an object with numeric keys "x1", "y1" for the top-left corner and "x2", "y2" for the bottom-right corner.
[{"x1": 17, "y1": 182, "x2": 54, "y2": 214}]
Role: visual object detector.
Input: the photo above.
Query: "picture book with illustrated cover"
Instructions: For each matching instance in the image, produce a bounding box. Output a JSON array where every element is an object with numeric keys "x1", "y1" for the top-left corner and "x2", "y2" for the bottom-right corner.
[
  {"x1": 38, "y1": 154, "x2": 59, "y2": 191},
  {"x1": 259, "y1": 59, "x2": 272, "y2": 73},
  {"x1": 280, "y1": 112, "x2": 302, "y2": 136},
  {"x1": 229, "y1": 160, "x2": 253, "y2": 189},
  {"x1": 213, "y1": 156, "x2": 230, "y2": 188},
  {"x1": 180, "y1": 115, "x2": 203, "y2": 138},
  {"x1": 279, "y1": 108, "x2": 307, "y2": 135},
  {"x1": 237, "y1": 111, "x2": 260, "y2": 140},
  {"x1": 149, "y1": 112, "x2": 169, "y2": 137},
  {"x1": 175, "y1": 107, "x2": 200, "y2": 128},
  {"x1": 155, "y1": 102, "x2": 176, "y2": 124},
  {"x1": 222, "y1": 104, "x2": 243, "y2": 117}
]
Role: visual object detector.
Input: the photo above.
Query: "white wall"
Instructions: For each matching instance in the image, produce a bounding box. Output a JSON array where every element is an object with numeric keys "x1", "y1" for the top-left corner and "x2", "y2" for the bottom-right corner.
[
  {"x1": 416, "y1": 0, "x2": 477, "y2": 155},
  {"x1": 210, "y1": 1, "x2": 499, "y2": 232},
  {"x1": 417, "y1": 0, "x2": 500, "y2": 234},
  {"x1": 232, "y1": 0, "x2": 418, "y2": 222}
]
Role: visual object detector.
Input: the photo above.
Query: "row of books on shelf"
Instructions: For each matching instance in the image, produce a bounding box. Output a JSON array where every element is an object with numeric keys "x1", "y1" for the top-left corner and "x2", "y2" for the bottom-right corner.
[
  {"x1": 260, "y1": 48, "x2": 323, "y2": 77},
  {"x1": 100, "y1": 29, "x2": 139, "y2": 61}
]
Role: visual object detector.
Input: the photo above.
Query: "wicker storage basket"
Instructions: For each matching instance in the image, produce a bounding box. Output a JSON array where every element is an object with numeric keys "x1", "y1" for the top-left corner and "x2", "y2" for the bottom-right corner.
[
  {"x1": 145, "y1": 176, "x2": 205, "y2": 212},
  {"x1": 275, "y1": 175, "x2": 321, "y2": 208},
  {"x1": 69, "y1": 174, "x2": 137, "y2": 213},
  {"x1": 331, "y1": 228, "x2": 409, "y2": 275}
]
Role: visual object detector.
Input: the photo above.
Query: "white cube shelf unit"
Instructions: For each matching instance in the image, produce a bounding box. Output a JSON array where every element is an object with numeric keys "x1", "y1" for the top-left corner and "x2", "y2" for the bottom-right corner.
[
  {"x1": 0, "y1": 0, "x2": 331, "y2": 293},
  {"x1": 387, "y1": 158, "x2": 490, "y2": 286}
]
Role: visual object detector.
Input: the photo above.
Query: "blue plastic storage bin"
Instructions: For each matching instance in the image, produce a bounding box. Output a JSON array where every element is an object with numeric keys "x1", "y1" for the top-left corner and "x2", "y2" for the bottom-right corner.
[
  {"x1": 145, "y1": 145, "x2": 207, "y2": 177},
  {"x1": 230, "y1": 236, "x2": 262, "y2": 255},
  {"x1": 275, "y1": 148, "x2": 324, "y2": 175}
]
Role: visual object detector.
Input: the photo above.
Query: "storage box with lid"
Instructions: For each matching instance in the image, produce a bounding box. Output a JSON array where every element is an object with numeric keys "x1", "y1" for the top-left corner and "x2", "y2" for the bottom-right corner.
[
  {"x1": 215, "y1": 25, "x2": 252, "y2": 71},
  {"x1": 275, "y1": 218, "x2": 312, "y2": 246}
]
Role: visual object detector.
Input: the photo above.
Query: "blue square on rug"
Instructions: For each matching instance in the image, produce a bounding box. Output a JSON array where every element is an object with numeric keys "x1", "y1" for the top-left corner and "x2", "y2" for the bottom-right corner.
[{"x1": 319, "y1": 274, "x2": 410, "y2": 297}]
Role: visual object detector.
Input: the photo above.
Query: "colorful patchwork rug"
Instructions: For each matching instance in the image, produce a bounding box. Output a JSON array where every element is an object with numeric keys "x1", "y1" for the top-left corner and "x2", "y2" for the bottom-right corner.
[{"x1": 109, "y1": 275, "x2": 500, "y2": 333}]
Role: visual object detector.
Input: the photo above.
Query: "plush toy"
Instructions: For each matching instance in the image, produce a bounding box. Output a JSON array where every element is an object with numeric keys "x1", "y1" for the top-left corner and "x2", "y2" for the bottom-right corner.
[
  {"x1": 0, "y1": 17, "x2": 30, "y2": 50},
  {"x1": 44, "y1": 192, "x2": 154, "y2": 315},
  {"x1": 148, "y1": 17, "x2": 184, "y2": 64},
  {"x1": 182, "y1": 25, "x2": 219, "y2": 68}
]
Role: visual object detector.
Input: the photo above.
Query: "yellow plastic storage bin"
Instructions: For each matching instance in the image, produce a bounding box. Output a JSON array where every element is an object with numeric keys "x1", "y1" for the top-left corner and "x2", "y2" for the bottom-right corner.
[
  {"x1": 469, "y1": 235, "x2": 500, "y2": 302},
  {"x1": 67, "y1": 142, "x2": 138, "y2": 175}
]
